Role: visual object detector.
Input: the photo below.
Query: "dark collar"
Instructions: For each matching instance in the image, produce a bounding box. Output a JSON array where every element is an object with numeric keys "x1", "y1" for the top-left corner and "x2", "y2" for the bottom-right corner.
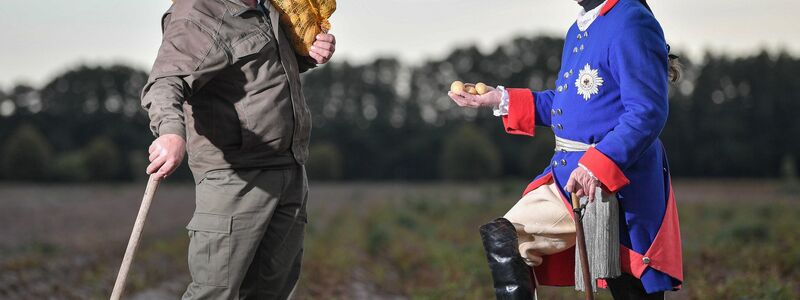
[
  {"x1": 579, "y1": 0, "x2": 605, "y2": 12},
  {"x1": 599, "y1": 0, "x2": 620, "y2": 16}
]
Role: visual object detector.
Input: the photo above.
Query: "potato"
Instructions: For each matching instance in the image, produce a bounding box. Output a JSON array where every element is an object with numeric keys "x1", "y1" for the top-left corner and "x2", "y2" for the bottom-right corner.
[
  {"x1": 476, "y1": 82, "x2": 489, "y2": 95},
  {"x1": 464, "y1": 83, "x2": 478, "y2": 95},
  {"x1": 450, "y1": 81, "x2": 465, "y2": 93}
]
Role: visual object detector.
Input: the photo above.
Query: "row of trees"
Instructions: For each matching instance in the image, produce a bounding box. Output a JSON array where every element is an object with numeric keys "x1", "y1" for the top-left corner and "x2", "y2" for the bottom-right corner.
[{"x1": 0, "y1": 36, "x2": 798, "y2": 182}]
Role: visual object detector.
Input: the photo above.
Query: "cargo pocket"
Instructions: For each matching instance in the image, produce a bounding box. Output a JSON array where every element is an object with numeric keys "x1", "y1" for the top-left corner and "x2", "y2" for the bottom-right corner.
[
  {"x1": 186, "y1": 213, "x2": 232, "y2": 287},
  {"x1": 231, "y1": 30, "x2": 271, "y2": 59}
]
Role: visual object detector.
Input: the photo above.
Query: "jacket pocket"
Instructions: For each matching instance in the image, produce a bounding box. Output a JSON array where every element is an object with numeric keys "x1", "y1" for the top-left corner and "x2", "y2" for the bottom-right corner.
[
  {"x1": 186, "y1": 213, "x2": 232, "y2": 287},
  {"x1": 231, "y1": 30, "x2": 271, "y2": 59},
  {"x1": 187, "y1": 90, "x2": 243, "y2": 152}
]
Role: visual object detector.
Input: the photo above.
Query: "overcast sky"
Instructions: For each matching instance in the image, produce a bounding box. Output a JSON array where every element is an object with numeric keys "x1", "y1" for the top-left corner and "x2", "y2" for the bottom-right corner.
[{"x1": 1, "y1": 0, "x2": 797, "y2": 87}]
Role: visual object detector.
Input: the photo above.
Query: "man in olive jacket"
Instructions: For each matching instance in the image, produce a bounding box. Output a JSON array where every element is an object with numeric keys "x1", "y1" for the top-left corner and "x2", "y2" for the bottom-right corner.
[{"x1": 140, "y1": 0, "x2": 335, "y2": 298}]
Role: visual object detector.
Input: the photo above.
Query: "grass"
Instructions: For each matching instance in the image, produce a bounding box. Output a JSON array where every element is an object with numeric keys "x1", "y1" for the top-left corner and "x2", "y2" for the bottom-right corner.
[
  {"x1": 299, "y1": 197, "x2": 498, "y2": 299},
  {"x1": 295, "y1": 185, "x2": 800, "y2": 299},
  {"x1": 0, "y1": 181, "x2": 798, "y2": 299}
]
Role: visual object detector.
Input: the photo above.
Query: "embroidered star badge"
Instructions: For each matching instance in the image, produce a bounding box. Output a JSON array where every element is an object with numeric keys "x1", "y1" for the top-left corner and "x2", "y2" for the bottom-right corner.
[{"x1": 575, "y1": 63, "x2": 604, "y2": 101}]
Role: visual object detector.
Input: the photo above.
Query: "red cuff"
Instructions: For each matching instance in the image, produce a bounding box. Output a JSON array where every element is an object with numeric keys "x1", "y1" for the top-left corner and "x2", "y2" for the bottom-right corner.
[
  {"x1": 501, "y1": 88, "x2": 536, "y2": 136},
  {"x1": 578, "y1": 147, "x2": 630, "y2": 192}
]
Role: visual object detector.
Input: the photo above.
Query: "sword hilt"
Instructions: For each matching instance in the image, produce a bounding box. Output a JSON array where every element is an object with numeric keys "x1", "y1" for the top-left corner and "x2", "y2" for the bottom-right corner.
[{"x1": 571, "y1": 193, "x2": 582, "y2": 212}]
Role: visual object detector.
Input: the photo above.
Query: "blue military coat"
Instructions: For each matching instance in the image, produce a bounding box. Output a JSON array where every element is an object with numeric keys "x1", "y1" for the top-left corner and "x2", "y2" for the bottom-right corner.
[{"x1": 501, "y1": 0, "x2": 683, "y2": 293}]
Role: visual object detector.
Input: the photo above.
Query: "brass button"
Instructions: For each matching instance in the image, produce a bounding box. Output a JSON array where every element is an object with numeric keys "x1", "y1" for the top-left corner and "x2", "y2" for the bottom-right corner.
[
  {"x1": 557, "y1": 86, "x2": 564, "y2": 92},
  {"x1": 552, "y1": 161, "x2": 559, "y2": 167},
  {"x1": 573, "y1": 47, "x2": 579, "y2": 53},
  {"x1": 557, "y1": 124, "x2": 563, "y2": 130},
  {"x1": 551, "y1": 109, "x2": 556, "y2": 116},
  {"x1": 564, "y1": 72, "x2": 570, "y2": 79},
  {"x1": 560, "y1": 159, "x2": 567, "y2": 166},
  {"x1": 557, "y1": 109, "x2": 563, "y2": 115},
  {"x1": 642, "y1": 257, "x2": 651, "y2": 264},
  {"x1": 580, "y1": 44, "x2": 585, "y2": 51}
]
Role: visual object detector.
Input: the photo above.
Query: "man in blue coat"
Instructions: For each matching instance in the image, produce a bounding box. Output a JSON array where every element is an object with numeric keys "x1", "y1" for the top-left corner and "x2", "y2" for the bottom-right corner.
[{"x1": 449, "y1": 0, "x2": 683, "y2": 299}]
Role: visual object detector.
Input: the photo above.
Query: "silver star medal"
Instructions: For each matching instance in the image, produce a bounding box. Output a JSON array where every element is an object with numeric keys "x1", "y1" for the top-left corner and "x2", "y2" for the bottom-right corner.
[{"x1": 575, "y1": 63, "x2": 604, "y2": 101}]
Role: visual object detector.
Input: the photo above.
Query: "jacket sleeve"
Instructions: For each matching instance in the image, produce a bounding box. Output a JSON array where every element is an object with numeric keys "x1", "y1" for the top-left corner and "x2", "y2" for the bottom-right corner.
[
  {"x1": 502, "y1": 89, "x2": 556, "y2": 136},
  {"x1": 140, "y1": 16, "x2": 229, "y2": 139},
  {"x1": 578, "y1": 13, "x2": 669, "y2": 192}
]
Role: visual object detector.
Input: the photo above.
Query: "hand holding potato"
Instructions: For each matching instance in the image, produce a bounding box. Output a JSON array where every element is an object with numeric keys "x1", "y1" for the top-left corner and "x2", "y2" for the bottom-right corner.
[
  {"x1": 447, "y1": 81, "x2": 501, "y2": 108},
  {"x1": 451, "y1": 81, "x2": 489, "y2": 96}
]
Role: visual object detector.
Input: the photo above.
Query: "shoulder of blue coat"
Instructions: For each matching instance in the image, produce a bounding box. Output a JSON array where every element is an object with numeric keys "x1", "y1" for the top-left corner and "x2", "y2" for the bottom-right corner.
[
  {"x1": 603, "y1": 0, "x2": 665, "y2": 45},
  {"x1": 565, "y1": 22, "x2": 579, "y2": 38},
  {"x1": 605, "y1": 0, "x2": 660, "y2": 28}
]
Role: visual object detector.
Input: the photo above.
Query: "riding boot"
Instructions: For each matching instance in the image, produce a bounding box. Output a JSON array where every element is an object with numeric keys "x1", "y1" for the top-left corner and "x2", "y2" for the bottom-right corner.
[
  {"x1": 479, "y1": 218, "x2": 534, "y2": 300},
  {"x1": 606, "y1": 273, "x2": 665, "y2": 300}
]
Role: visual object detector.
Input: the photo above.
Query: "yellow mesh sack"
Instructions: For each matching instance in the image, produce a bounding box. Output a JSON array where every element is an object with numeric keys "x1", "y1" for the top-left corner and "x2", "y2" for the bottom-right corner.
[{"x1": 269, "y1": 0, "x2": 336, "y2": 56}]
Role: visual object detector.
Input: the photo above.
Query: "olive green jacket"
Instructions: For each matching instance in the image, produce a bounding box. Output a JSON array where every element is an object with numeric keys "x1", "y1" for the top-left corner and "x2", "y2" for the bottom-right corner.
[{"x1": 141, "y1": 0, "x2": 315, "y2": 181}]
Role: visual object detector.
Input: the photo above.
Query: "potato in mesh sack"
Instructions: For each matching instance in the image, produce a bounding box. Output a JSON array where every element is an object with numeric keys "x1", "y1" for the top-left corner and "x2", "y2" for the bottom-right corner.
[{"x1": 269, "y1": 0, "x2": 336, "y2": 56}]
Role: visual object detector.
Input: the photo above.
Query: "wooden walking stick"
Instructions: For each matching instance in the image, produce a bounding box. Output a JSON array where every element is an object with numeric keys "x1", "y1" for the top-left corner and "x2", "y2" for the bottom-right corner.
[
  {"x1": 572, "y1": 193, "x2": 595, "y2": 300},
  {"x1": 110, "y1": 174, "x2": 161, "y2": 300}
]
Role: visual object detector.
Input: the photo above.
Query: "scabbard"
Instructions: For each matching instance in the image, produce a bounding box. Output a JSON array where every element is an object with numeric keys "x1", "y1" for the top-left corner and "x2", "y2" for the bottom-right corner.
[{"x1": 572, "y1": 194, "x2": 595, "y2": 300}]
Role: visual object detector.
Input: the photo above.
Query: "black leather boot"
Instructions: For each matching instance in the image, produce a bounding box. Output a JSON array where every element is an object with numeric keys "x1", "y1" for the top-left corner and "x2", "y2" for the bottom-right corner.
[
  {"x1": 606, "y1": 274, "x2": 665, "y2": 300},
  {"x1": 479, "y1": 218, "x2": 534, "y2": 300}
]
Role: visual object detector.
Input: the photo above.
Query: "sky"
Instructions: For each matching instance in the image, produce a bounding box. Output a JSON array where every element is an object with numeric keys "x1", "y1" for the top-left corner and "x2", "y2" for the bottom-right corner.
[{"x1": 0, "y1": 0, "x2": 798, "y2": 88}]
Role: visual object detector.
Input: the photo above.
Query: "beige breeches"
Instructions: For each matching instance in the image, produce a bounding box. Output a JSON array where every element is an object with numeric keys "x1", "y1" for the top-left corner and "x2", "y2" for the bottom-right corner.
[{"x1": 503, "y1": 182, "x2": 576, "y2": 267}]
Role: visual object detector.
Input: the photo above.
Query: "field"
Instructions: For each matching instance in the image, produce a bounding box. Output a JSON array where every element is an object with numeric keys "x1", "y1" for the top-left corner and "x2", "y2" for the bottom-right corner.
[{"x1": 0, "y1": 180, "x2": 798, "y2": 299}]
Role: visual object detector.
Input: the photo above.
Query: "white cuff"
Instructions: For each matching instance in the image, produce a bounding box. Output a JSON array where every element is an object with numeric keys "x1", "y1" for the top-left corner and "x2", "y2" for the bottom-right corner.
[{"x1": 493, "y1": 85, "x2": 510, "y2": 117}]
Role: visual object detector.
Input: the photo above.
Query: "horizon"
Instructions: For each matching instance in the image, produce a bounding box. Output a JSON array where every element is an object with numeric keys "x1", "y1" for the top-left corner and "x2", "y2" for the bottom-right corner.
[{"x1": 1, "y1": 34, "x2": 795, "y2": 91}]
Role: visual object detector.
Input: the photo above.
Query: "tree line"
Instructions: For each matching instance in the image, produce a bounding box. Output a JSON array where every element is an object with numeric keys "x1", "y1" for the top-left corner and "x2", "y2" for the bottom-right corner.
[{"x1": 0, "y1": 36, "x2": 798, "y2": 182}]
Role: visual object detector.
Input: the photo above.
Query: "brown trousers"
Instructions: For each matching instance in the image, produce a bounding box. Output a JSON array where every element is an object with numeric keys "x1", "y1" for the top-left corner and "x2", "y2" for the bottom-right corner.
[{"x1": 182, "y1": 166, "x2": 308, "y2": 300}]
